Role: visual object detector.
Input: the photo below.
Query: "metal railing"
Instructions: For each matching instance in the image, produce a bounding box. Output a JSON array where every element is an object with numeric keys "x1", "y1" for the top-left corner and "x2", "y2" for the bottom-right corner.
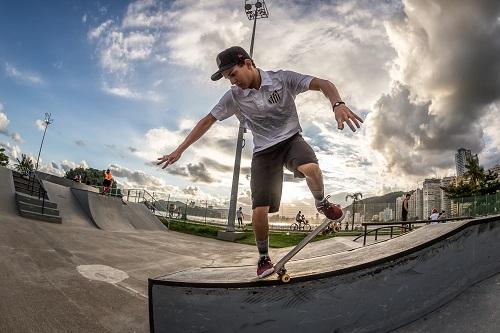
[
  {"x1": 27, "y1": 170, "x2": 49, "y2": 215},
  {"x1": 355, "y1": 217, "x2": 472, "y2": 246},
  {"x1": 121, "y1": 188, "x2": 170, "y2": 216}
]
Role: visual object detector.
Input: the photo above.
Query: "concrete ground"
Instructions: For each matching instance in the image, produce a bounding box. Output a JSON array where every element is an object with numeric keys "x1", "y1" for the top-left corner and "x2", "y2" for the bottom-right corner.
[{"x1": 0, "y1": 205, "x2": 359, "y2": 333}]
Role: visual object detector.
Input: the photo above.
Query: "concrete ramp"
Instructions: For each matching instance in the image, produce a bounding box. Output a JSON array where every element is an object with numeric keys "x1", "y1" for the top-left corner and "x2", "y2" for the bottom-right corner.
[
  {"x1": 126, "y1": 201, "x2": 167, "y2": 231},
  {"x1": 149, "y1": 216, "x2": 500, "y2": 333},
  {"x1": 71, "y1": 188, "x2": 166, "y2": 232},
  {"x1": 0, "y1": 166, "x2": 17, "y2": 216},
  {"x1": 42, "y1": 181, "x2": 97, "y2": 228}
]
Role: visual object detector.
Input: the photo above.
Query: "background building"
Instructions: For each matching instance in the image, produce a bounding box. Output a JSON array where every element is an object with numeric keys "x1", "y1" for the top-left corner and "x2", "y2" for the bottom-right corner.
[
  {"x1": 409, "y1": 188, "x2": 423, "y2": 219},
  {"x1": 378, "y1": 206, "x2": 394, "y2": 222},
  {"x1": 440, "y1": 176, "x2": 455, "y2": 215},
  {"x1": 455, "y1": 148, "x2": 478, "y2": 177},
  {"x1": 396, "y1": 196, "x2": 403, "y2": 221},
  {"x1": 423, "y1": 178, "x2": 441, "y2": 217}
]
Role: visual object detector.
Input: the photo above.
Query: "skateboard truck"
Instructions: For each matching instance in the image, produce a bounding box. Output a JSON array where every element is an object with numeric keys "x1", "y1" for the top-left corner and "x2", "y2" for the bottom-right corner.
[{"x1": 275, "y1": 267, "x2": 290, "y2": 283}]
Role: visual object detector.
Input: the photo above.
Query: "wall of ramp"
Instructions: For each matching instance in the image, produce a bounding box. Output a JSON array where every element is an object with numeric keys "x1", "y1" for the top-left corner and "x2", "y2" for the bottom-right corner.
[
  {"x1": 71, "y1": 188, "x2": 166, "y2": 232},
  {"x1": 149, "y1": 216, "x2": 500, "y2": 333},
  {"x1": 42, "y1": 181, "x2": 97, "y2": 228},
  {"x1": 0, "y1": 166, "x2": 17, "y2": 216},
  {"x1": 125, "y1": 201, "x2": 167, "y2": 231}
]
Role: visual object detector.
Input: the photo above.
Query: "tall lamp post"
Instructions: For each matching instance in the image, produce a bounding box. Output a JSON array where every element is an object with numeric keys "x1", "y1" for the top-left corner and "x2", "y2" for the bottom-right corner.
[
  {"x1": 35, "y1": 112, "x2": 54, "y2": 171},
  {"x1": 226, "y1": 0, "x2": 269, "y2": 232}
]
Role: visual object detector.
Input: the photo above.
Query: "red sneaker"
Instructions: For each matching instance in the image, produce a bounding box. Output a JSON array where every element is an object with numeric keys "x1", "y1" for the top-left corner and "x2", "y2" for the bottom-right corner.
[
  {"x1": 257, "y1": 256, "x2": 274, "y2": 278},
  {"x1": 316, "y1": 195, "x2": 344, "y2": 220}
]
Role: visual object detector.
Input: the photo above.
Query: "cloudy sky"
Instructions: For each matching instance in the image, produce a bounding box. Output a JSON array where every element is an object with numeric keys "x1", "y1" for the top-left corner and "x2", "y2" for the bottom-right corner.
[{"x1": 1, "y1": 0, "x2": 499, "y2": 213}]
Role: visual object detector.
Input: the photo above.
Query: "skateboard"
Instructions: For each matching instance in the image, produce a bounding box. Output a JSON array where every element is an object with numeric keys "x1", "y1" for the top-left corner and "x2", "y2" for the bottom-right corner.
[{"x1": 274, "y1": 209, "x2": 345, "y2": 283}]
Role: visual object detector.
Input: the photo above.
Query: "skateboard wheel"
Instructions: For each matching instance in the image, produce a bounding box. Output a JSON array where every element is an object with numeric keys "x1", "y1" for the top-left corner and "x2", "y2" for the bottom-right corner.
[{"x1": 280, "y1": 274, "x2": 291, "y2": 283}]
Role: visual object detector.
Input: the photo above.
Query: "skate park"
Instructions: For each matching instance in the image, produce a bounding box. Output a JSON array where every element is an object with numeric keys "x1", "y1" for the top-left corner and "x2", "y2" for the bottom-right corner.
[
  {"x1": 1, "y1": 0, "x2": 500, "y2": 332},
  {"x1": 1, "y1": 165, "x2": 500, "y2": 333}
]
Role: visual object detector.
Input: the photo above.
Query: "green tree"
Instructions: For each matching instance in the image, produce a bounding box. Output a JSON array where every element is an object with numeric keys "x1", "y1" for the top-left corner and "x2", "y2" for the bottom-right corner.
[
  {"x1": 442, "y1": 156, "x2": 500, "y2": 198},
  {"x1": 14, "y1": 154, "x2": 34, "y2": 176},
  {"x1": 478, "y1": 170, "x2": 500, "y2": 195},
  {"x1": 65, "y1": 166, "x2": 120, "y2": 193},
  {"x1": 442, "y1": 180, "x2": 475, "y2": 199},
  {"x1": 0, "y1": 147, "x2": 9, "y2": 167},
  {"x1": 463, "y1": 157, "x2": 484, "y2": 187}
]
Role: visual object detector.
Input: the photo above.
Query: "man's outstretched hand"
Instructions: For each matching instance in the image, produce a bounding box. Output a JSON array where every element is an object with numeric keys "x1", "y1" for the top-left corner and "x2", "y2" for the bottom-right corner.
[
  {"x1": 334, "y1": 105, "x2": 363, "y2": 132},
  {"x1": 156, "y1": 150, "x2": 182, "y2": 169}
]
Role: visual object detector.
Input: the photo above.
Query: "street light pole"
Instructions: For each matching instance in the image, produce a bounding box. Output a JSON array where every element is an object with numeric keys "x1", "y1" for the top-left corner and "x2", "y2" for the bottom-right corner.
[
  {"x1": 35, "y1": 113, "x2": 54, "y2": 171},
  {"x1": 226, "y1": 1, "x2": 269, "y2": 232}
]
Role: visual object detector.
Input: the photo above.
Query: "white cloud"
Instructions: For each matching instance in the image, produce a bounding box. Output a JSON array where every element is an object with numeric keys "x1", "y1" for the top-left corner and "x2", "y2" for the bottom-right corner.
[
  {"x1": 0, "y1": 141, "x2": 21, "y2": 161},
  {"x1": 108, "y1": 163, "x2": 178, "y2": 195},
  {"x1": 88, "y1": 19, "x2": 113, "y2": 40},
  {"x1": 10, "y1": 132, "x2": 24, "y2": 144},
  {"x1": 4, "y1": 62, "x2": 44, "y2": 85},
  {"x1": 0, "y1": 111, "x2": 9, "y2": 134},
  {"x1": 368, "y1": 0, "x2": 500, "y2": 177},
  {"x1": 0, "y1": 106, "x2": 24, "y2": 144},
  {"x1": 60, "y1": 159, "x2": 89, "y2": 172},
  {"x1": 102, "y1": 83, "x2": 160, "y2": 101},
  {"x1": 35, "y1": 119, "x2": 47, "y2": 131}
]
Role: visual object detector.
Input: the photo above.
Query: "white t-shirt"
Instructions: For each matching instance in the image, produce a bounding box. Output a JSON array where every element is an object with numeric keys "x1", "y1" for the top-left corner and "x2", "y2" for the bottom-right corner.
[
  {"x1": 210, "y1": 69, "x2": 314, "y2": 152},
  {"x1": 236, "y1": 210, "x2": 243, "y2": 218},
  {"x1": 429, "y1": 213, "x2": 439, "y2": 221}
]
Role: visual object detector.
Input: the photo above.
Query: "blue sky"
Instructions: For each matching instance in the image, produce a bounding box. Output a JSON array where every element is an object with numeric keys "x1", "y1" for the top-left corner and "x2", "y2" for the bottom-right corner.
[{"x1": 1, "y1": 0, "x2": 499, "y2": 213}]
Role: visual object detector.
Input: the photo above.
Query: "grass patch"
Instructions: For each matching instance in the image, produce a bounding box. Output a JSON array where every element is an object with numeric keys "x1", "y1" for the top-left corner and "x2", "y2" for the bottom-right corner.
[
  {"x1": 161, "y1": 218, "x2": 345, "y2": 248},
  {"x1": 162, "y1": 218, "x2": 222, "y2": 239}
]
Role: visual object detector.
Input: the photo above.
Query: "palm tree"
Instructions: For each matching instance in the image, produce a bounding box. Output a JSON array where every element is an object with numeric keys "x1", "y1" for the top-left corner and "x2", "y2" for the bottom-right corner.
[
  {"x1": 463, "y1": 156, "x2": 484, "y2": 187},
  {"x1": 346, "y1": 192, "x2": 363, "y2": 231},
  {"x1": 14, "y1": 154, "x2": 34, "y2": 176}
]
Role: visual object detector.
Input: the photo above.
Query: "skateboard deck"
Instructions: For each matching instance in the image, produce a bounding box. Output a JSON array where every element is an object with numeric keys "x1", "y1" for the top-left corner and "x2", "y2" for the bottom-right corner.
[{"x1": 273, "y1": 209, "x2": 345, "y2": 282}]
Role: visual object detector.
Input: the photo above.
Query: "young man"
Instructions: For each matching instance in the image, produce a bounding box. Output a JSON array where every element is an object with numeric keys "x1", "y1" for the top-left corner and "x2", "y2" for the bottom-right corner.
[
  {"x1": 102, "y1": 169, "x2": 113, "y2": 195},
  {"x1": 157, "y1": 46, "x2": 363, "y2": 278}
]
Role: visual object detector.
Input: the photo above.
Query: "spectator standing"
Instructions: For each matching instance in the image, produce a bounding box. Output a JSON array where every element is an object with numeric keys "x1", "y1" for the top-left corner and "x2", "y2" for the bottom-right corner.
[{"x1": 236, "y1": 207, "x2": 245, "y2": 229}]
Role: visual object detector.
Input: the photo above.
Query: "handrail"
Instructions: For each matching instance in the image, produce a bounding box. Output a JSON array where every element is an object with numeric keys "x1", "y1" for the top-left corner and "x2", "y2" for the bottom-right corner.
[
  {"x1": 29, "y1": 171, "x2": 48, "y2": 214},
  {"x1": 356, "y1": 216, "x2": 473, "y2": 246},
  {"x1": 121, "y1": 188, "x2": 169, "y2": 216}
]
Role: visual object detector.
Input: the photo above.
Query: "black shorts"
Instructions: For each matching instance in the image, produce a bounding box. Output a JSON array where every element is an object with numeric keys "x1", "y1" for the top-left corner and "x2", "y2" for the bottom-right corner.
[
  {"x1": 402, "y1": 210, "x2": 408, "y2": 221},
  {"x1": 103, "y1": 179, "x2": 111, "y2": 187},
  {"x1": 251, "y1": 133, "x2": 318, "y2": 213}
]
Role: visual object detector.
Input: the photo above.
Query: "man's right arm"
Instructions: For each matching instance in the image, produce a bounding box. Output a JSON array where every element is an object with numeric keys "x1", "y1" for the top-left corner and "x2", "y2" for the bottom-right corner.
[{"x1": 157, "y1": 113, "x2": 217, "y2": 168}]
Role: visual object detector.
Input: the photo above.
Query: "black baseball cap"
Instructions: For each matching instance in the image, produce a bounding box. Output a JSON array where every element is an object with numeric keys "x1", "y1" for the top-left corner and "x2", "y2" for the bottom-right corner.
[{"x1": 211, "y1": 46, "x2": 251, "y2": 81}]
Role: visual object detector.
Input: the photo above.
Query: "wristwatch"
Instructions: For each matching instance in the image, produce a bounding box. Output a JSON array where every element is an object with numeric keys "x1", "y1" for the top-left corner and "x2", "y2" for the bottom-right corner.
[{"x1": 333, "y1": 101, "x2": 345, "y2": 109}]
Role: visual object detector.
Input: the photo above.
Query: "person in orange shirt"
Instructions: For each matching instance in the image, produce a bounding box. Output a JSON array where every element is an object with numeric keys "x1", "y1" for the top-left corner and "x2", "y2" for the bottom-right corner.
[{"x1": 102, "y1": 169, "x2": 113, "y2": 195}]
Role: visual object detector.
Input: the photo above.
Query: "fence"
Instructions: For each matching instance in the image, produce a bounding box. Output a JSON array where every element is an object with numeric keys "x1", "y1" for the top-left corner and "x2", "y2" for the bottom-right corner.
[
  {"x1": 451, "y1": 192, "x2": 500, "y2": 217},
  {"x1": 96, "y1": 184, "x2": 499, "y2": 231}
]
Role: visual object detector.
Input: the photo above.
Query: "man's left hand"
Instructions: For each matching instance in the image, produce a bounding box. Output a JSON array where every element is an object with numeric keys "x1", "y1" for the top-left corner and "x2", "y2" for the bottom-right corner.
[{"x1": 334, "y1": 105, "x2": 363, "y2": 132}]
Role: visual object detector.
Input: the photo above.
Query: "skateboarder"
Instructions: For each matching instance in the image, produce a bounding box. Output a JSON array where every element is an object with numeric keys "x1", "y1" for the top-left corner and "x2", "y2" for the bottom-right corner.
[
  {"x1": 102, "y1": 169, "x2": 113, "y2": 195},
  {"x1": 157, "y1": 46, "x2": 363, "y2": 278}
]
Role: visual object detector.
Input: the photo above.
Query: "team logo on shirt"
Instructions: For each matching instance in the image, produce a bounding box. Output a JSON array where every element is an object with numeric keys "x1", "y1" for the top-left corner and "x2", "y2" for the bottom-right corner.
[{"x1": 267, "y1": 90, "x2": 281, "y2": 104}]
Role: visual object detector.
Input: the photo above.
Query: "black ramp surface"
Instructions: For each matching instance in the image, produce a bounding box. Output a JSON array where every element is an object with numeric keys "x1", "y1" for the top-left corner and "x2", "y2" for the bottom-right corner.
[{"x1": 149, "y1": 216, "x2": 500, "y2": 333}]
